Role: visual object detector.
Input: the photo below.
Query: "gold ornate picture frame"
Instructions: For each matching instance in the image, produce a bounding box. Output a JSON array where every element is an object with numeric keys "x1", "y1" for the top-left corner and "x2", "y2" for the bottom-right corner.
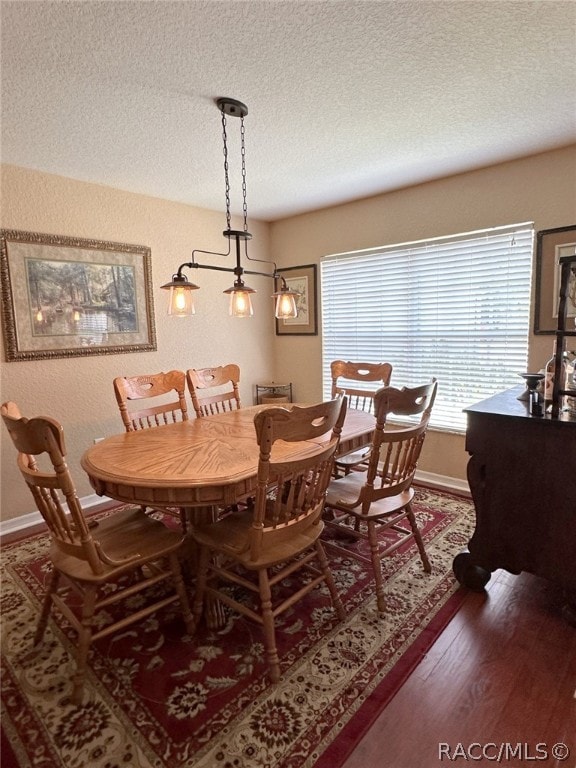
[
  {"x1": 534, "y1": 225, "x2": 576, "y2": 335},
  {"x1": 1, "y1": 229, "x2": 157, "y2": 361},
  {"x1": 275, "y1": 264, "x2": 318, "y2": 336}
]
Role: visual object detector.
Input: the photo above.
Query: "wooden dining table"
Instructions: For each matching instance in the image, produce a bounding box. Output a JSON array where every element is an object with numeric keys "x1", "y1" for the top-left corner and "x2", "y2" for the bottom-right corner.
[
  {"x1": 81, "y1": 403, "x2": 375, "y2": 512},
  {"x1": 81, "y1": 403, "x2": 374, "y2": 628}
]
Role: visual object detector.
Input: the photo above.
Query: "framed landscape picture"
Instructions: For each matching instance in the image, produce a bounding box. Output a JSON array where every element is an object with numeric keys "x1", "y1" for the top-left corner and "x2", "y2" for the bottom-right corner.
[
  {"x1": 1, "y1": 229, "x2": 157, "y2": 361},
  {"x1": 275, "y1": 263, "x2": 318, "y2": 336}
]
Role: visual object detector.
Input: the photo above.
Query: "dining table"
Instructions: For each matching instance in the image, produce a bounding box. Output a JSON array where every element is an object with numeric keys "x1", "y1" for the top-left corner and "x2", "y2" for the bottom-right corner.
[{"x1": 81, "y1": 403, "x2": 375, "y2": 511}]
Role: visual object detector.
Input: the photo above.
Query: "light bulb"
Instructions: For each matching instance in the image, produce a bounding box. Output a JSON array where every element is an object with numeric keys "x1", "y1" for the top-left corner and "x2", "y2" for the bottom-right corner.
[
  {"x1": 168, "y1": 286, "x2": 195, "y2": 316},
  {"x1": 275, "y1": 292, "x2": 298, "y2": 319},
  {"x1": 174, "y1": 287, "x2": 187, "y2": 311},
  {"x1": 229, "y1": 290, "x2": 254, "y2": 317}
]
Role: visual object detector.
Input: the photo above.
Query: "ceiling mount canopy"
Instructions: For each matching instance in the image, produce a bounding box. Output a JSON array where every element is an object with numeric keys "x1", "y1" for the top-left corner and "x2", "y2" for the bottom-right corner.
[
  {"x1": 216, "y1": 97, "x2": 248, "y2": 118},
  {"x1": 161, "y1": 97, "x2": 299, "y2": 319}
]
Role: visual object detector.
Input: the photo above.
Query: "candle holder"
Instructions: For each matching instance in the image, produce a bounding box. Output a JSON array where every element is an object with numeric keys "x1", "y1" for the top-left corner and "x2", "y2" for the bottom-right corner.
[{"x1": 518, "y1": 372, "x2": 545, "y2": 403}]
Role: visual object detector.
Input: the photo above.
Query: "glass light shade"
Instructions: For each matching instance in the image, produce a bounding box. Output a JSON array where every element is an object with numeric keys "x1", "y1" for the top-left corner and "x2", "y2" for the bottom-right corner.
[
  {"x1": 167, "y1": 285, "x2": 196, "y2": 316},
  {"x1": 274, "y1": 291, "x2": 298, "y2": 319},
  {"x1": 228, "y1": 289, "x2": 254, "y2": 317}
]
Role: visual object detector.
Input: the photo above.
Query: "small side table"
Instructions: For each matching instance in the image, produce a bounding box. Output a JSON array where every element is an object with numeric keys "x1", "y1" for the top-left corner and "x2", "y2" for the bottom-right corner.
[{"x1": 255, "y1": 382, "x2": 293, "y2": 405}]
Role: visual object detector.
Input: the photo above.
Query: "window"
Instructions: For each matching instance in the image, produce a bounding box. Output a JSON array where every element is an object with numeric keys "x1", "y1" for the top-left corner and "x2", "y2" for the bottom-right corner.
[{"x1": 321, "y1": 223, "x2": 534, "y2": 432}]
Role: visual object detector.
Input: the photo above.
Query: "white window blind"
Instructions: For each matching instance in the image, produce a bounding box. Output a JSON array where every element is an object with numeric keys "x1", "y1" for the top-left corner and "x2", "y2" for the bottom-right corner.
[{"x1": 321, "y1": 223, "x2": 534, "y2": 432}]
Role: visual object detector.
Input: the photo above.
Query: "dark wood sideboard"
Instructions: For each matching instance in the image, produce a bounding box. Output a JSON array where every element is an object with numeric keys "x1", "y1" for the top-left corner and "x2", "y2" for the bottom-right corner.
[{"x1": 454, "y1": 386, "x2": 576, "y2": 606}]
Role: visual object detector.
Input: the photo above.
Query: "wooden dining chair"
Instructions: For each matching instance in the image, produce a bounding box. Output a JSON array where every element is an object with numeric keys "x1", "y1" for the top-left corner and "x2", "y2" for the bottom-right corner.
[
  {"x1": 323, "y1": 380, "x2": 438, "y2": 614},
  {"x1": 113, "y1": 369, "x2": 189, "y2": 431},
  {"x1": 113, "y1": 370, "x2": 189, "y2": 528},
  {"x1": 190, "y1": 397, "x2": 348, "y2": 683},
  {"x1": 330, "y1": 360, "x2": 393, "y2": 476},
  {"x1": 1, "y1": 401, "x2": 194, "y2": 706},
  {"x1": 186, "y1": 364, "x2": 241, "y2": 418}
]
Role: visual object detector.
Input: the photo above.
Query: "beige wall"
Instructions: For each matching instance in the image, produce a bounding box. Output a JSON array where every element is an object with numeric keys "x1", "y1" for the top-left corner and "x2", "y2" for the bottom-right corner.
[
  {"x1": 270, "y1": 145, "x2": 576, "y2": 482},
  {"x1": 0, "y1": 165, "x2": 276, "y2": 519},
  {"x1": 2, "y1": 146, "x2": 575, "y2": 520}
]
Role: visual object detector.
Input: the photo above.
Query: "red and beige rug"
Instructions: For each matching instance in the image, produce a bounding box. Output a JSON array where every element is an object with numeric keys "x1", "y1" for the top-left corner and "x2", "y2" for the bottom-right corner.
[{"x1": 1, "y1": 487, "x2": 474, "y2": 768}]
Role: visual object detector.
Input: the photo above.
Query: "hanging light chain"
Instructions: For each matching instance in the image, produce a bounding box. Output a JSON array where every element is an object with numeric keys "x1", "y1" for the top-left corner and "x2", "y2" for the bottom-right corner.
[
  {"x1": 240, "y1": 115, "x2": 248, "y2": 233},
  {"x1": 221, "y1": 102, "x2": 248, "y2": 233},
  {"x1": 221, "y1": 107, "x2": 232, "y2": 232}
]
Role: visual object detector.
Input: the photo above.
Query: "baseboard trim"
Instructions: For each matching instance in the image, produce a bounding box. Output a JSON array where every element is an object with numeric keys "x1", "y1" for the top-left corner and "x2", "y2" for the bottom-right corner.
[
  {"x1": 1, "y1": 471, "x2": 470, "y2": 537},
  {"x1": 415, "y1": 470, "x2": 470, "y2": 496},
  {"x1": 0, "y1": 494, "x2": 113, "y2": 537}
]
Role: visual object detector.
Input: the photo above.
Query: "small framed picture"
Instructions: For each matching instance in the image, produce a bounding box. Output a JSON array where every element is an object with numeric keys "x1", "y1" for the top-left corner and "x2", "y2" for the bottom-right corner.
[
  {"x1": 534, "y1": 225, "x2": 576, "y2": 334},
  {"x1": 275, "y1": 264, "x2": 318, "y2": 336}
]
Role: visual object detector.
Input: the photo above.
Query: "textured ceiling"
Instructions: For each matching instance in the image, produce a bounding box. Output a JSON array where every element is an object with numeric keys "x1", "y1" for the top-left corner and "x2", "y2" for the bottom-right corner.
[{"x1": 1, "y1": 0, "x2": 575, "y2": 221}]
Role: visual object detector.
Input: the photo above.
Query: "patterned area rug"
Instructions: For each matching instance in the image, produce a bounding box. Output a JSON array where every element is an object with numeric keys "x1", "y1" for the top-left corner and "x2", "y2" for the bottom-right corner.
[{"x1": 1, "y1": 487, "x2": 474, "y2": 768}]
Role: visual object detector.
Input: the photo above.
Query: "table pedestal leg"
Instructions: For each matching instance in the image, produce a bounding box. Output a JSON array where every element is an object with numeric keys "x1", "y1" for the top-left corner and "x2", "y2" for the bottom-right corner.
[
  {"x1": 184, "y1": 505, "x2": 227, "y2": 630},
  {"x1": 204, "y1": 584, "x2": 226, "y2": 630}
]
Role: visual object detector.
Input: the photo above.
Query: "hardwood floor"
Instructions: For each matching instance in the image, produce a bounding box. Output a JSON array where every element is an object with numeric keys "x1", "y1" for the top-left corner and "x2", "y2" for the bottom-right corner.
[{"x1": 342, "y1": 570, "x2": 576, "y2": 768}]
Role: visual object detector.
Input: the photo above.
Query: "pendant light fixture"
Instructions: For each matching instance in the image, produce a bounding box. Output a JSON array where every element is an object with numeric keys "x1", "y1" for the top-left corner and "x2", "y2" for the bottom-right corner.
[{"x1": 161, "y1": 97, "x2": 299, "y2": 319}]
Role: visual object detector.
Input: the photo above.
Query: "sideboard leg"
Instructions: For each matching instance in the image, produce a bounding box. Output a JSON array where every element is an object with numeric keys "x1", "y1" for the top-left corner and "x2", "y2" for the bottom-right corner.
[{"x1": 453, "y1": 551, "x2": 491, "y2": 593}]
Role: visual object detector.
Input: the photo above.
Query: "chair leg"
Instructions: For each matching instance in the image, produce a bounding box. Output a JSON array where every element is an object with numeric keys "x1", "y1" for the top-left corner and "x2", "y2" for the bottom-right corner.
[
  {"x1": 258, "y1": 568, "x2": 280, "y2": 683},
  {"x1": 192, "y1": 546, "x2": 210, "y2": 631},
  {"x1": 71, "y1": 584, "x2": 98, "y2": 706},
  {"x1": 315, "y1": 541, "x2": 345, "y2": 620},
  {"x1": 168, "y1": 552, "x2": 194, "y2": 635},
  {"x1": 34, "y1": 568, "x2": 61, "y2": 646},
  {"x1": 367, "y1": 521, "x2": 387, "y2": 614},
  {"x1": 406, "y1": 503, "x2": 431, "y2": 573}
]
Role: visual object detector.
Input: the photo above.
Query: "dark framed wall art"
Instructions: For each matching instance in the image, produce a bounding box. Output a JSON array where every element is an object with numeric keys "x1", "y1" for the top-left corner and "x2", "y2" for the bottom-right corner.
[
  {"x1": 275, "y1": 263, "x2": 318, "y2": 336},
  {"x1": 534, "y1": 224, "x2": 576, "y2": 334},
  {"x1": 1, "y1": 229, "x2": 157, "y2": 361}
]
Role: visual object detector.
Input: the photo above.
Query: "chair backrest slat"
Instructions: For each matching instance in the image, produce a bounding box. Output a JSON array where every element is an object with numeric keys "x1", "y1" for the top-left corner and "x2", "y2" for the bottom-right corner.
[
  {"x1": 186, "y1": 364, "x2": 241, "y2": 418},
  {"x1": 113, "y1": 370, "x2": 188, "y2": 432},
  {"x1": 330, "y1": 360, "x2": 393, "y2": 413}
]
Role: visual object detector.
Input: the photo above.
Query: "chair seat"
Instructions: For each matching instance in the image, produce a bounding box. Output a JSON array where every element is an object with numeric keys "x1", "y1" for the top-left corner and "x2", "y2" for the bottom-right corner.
[
  {"x1": 193, "y1": 507, "x2": 324, "y2": 569},
  {"x1": 51, "y1": 507, "x2": 186, "y2": 583},
  {"x1": 326, "y1": 474, "x2": 414, "y2": 519},
  {"x1": 335, "y1": 446, "x2": 372, "y2": 468}
]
